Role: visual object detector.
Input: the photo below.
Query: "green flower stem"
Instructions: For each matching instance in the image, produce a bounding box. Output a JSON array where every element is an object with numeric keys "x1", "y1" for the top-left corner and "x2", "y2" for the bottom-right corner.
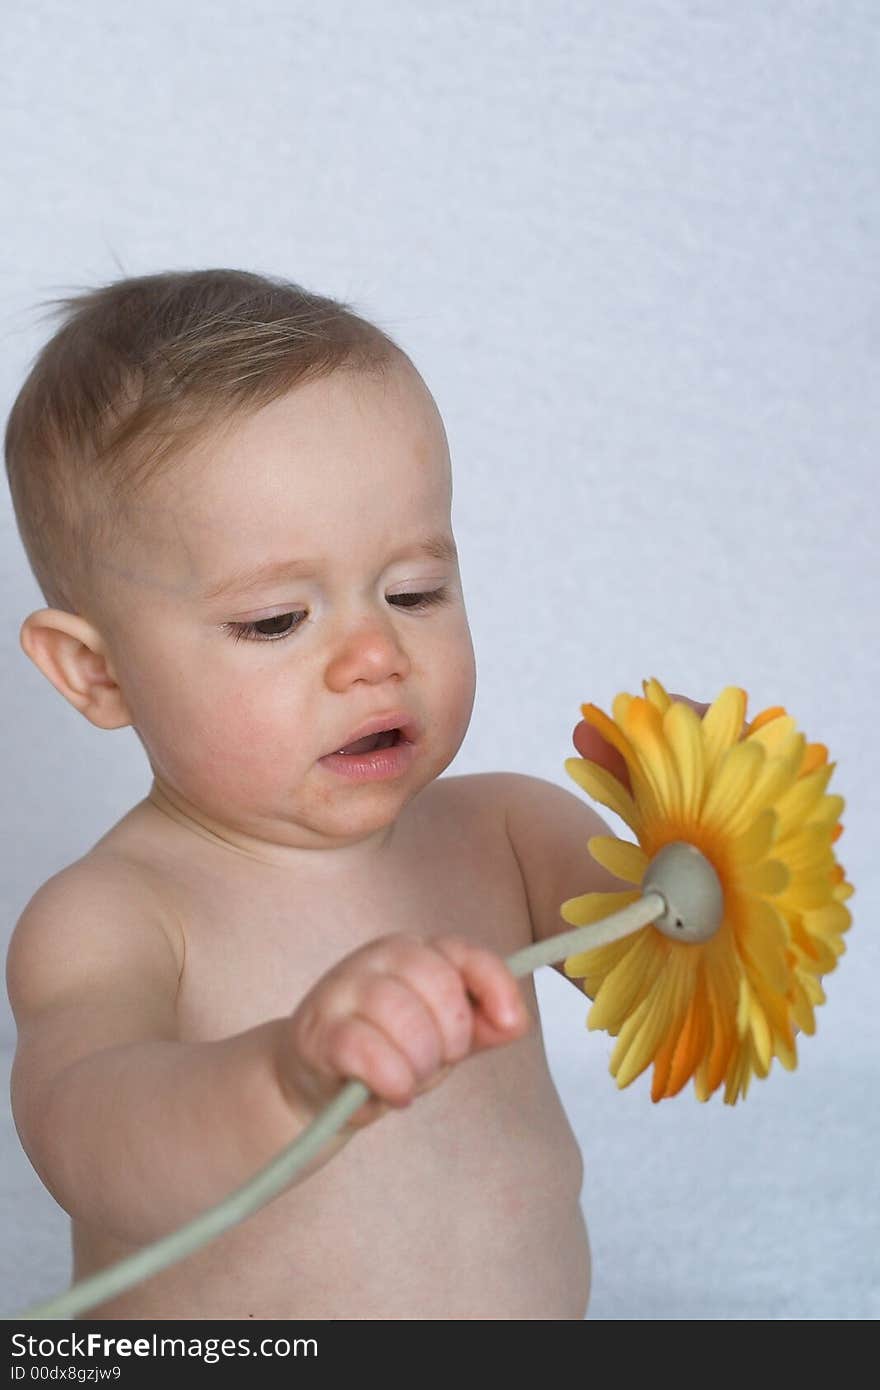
[
  {"x1": 505, "y1": 892, "x2": 666, "y2": 980},
  {"x1": 9, "y1": 891, "x2": 666, "y2": 1321}
]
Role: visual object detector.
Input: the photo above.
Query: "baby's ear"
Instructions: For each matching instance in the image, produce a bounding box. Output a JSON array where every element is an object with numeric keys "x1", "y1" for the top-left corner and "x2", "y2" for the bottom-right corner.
[{"x1": 19, "y1": 609, "x2": 134, "y2": 730}]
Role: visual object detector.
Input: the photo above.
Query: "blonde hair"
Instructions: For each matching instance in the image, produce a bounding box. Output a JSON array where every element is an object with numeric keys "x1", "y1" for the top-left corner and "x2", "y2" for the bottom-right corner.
[{"x1": 4, "y1": 268, "x2": 402, "y2": 617}]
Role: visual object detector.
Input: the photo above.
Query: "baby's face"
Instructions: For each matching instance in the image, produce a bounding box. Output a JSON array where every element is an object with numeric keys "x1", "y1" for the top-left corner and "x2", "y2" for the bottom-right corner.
[{"x1": 95, "y1": 359, "x2": 476, "y2": 865}]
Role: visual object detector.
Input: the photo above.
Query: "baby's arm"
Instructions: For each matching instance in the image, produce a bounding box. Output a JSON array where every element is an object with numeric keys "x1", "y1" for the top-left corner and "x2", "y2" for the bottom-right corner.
[
  {"x1": 501, "y1": 772, "x2": 630, "y2": 985},
  {"x1": 6, "y1": 859, "x2": 341, "y2": 1249},
  {"x1": 7, "y1": 861, "x2": 530, "y2": 1251}
]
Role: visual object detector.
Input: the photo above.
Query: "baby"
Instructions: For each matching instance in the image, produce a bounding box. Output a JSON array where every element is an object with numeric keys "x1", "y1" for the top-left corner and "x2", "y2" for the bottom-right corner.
[{"x1": 4, "y1": 268, "x2": 632, "y2": 1321}]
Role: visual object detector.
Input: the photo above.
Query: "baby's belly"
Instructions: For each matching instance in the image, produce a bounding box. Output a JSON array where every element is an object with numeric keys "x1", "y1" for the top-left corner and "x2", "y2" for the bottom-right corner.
[{"x1": 73, "y1": 1033, "x2": 590, "y2": 1320}]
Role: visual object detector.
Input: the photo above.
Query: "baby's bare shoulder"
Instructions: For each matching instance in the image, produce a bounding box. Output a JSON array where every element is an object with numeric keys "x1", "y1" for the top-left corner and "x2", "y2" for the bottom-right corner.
[
  {"x1": 6, "y1": 850, "x2": 188, "y2": 1195},
  {"x1": 7, "y1": 848, "x2": 185, "y2": 1013},
  {"x1": 429, "y1": 770, "x2": 555, "y2": 832},
  {"x1": 427, "y1": 769, "x2": 510, "y2": 807},
  {"x1": 421, "y1": 771, "x2": 514, "y2": 835},
  {"x1": 84, "y1": 846, "x2": 186, "y2": 981}
]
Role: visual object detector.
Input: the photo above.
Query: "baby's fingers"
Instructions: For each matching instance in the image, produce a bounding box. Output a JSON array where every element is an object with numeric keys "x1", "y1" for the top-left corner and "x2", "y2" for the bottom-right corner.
[
  {"x1": 325, "y1": 1015, "x2": 417, "y2": 1127},
  {"x1": 429, "y1": 937, "x2": 532, "y2": 1051}
]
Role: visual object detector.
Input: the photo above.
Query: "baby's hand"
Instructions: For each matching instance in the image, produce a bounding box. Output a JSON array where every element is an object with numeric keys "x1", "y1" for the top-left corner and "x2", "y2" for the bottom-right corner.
[
  {"x1": 573, "y1": 691, "x2": 711, "y2": 797},
  {"x1": 276, "y1": 934, "x2": 532, "y2": 1129}
]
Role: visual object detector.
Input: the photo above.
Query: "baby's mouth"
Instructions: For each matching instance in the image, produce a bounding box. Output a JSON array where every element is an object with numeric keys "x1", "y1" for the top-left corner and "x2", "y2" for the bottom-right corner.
[{"x1": 333, "y1": 729, "x2": 401, "y2": 755}]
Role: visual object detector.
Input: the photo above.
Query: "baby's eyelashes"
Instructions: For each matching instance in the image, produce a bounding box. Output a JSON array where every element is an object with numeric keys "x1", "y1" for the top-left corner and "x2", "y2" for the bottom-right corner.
[
  {"x1": 222, "y1": 612, "x2": 307, "y2": 643},
  {"x1": 221, "y1": 588, "x2": 451, "y2": 645}
]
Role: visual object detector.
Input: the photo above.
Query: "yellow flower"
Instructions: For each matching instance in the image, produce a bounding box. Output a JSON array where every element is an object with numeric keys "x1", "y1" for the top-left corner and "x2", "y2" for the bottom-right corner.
[{"x1": 561, "y1": 678, "x2": 853, "y2": 1104}]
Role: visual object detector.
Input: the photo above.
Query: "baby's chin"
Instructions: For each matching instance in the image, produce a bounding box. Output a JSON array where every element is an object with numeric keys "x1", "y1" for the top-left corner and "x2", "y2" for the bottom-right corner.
[{"x1": 146, "y1": 719, "x2": 469, "y2": 853}]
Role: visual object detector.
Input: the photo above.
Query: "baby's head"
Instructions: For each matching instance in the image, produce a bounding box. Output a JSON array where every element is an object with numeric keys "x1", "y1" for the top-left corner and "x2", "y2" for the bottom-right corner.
[{"x1": 5, "y1": 269, "x2": 476, "y2": 864}]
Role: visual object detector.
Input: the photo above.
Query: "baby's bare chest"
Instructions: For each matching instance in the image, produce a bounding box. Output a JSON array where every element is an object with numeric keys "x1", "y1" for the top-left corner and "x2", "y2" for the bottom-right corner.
[
  {"x1": 80, "y1": 778, "x2": 590, "y2": 1317},
  {"x1": 172, "y1": 783, "x2": 531, "y2": 1044}
]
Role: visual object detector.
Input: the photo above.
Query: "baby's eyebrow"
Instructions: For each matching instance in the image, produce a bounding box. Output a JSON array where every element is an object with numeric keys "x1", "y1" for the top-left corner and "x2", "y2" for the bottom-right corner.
[{"x1": 201, "y1": 533, "x2": 458, "y2": 602}]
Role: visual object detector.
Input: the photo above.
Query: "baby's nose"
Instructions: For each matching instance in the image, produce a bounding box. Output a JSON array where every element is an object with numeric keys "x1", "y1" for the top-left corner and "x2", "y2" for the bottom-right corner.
[{"x1": 324, "y1": 614, "x2": 411, "y2": 691}]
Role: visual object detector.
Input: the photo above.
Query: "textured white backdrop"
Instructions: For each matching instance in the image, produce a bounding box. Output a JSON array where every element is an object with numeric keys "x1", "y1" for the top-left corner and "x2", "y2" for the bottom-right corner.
[{"x1": 1, "y1": 1, "x2": 877, "y2": 1320}]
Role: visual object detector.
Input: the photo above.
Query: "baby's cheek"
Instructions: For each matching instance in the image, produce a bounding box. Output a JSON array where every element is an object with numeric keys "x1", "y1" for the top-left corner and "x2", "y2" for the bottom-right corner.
[
  {"x1": 140, "y1": 680, "x2": 277, "y2": 808},
  {"x1": 440, "y1": 630, "x2": 477, "y2": 733},
  {"x1": 185, "y1": 689, "x2": 295, "y2": 798}
]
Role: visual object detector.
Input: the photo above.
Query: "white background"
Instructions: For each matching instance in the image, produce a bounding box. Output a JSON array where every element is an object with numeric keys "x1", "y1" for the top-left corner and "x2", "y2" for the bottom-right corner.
[{"x1": 1, "y1": 1, "x2": 877, "y2": 1319}]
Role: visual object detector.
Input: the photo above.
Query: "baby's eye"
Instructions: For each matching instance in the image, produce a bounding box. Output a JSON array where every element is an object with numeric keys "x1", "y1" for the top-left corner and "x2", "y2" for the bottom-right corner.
[
  {"x1": 222, "y1": 612, "x2": 307, "y2": 644},
  {"x1": 222, "y1": 588, "x2": 449, "y2": 645},
  {"x1": 387, "y1": 588, "x2": 449, "y2": 611}
]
